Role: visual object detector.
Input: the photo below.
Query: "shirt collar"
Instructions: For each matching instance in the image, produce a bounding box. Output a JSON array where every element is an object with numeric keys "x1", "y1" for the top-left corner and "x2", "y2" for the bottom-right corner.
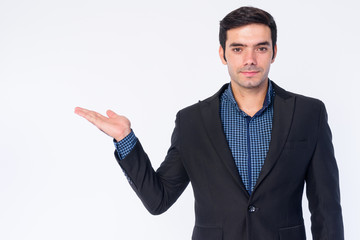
[{"x1": 224, "y1": 80, "x2": 274, "y2": 116}]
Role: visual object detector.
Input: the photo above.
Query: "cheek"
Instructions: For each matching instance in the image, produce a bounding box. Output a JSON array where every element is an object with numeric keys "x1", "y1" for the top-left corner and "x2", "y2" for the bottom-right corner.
[
  {"x1": 227, "y1": 64, "x2": 241, "y2": 81},
  {"x1": 226, "y1": 62, "x2": 237, "y2": 75},
  {"x1": 226, "y1": 56, "x2": 242, "y2": 69},
  {"x1": 259, "y1": 56, "x2": 273, "y2": 69}
]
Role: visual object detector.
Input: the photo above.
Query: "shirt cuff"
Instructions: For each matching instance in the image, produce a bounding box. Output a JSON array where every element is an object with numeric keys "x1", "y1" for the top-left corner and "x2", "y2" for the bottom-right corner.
[{"x1": 113, "y1": 130, "x2": 138, "y2": 160}]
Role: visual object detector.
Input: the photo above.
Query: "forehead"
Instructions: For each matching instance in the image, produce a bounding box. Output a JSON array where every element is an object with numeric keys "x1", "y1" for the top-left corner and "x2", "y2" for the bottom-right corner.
[{"x1": 226, "y1": 23, "x2": 272, "y2": 46}]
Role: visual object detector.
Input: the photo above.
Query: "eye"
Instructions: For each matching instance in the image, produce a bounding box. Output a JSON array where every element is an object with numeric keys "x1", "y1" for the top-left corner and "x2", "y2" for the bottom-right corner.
[
  {"x1": 257, "y1": 47, "x2": 268, "y2": 52},
  {"x1": 232, "y1": 48, "x2": 242, "y2": 52}
]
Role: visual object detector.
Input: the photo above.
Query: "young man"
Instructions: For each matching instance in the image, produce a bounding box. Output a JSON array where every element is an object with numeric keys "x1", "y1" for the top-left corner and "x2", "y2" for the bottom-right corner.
[{"x1": 75, "y1": 6, "x2": 344, "y2": 240}]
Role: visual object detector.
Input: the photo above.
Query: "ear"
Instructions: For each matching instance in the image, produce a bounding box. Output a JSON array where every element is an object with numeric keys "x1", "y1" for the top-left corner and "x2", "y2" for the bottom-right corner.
[
  {"x1": 219, "y1": 45, "x2": 227, "y2": 65},
  {"x1": 271, "y1": 44, "x2": 277, "y2": 63}
]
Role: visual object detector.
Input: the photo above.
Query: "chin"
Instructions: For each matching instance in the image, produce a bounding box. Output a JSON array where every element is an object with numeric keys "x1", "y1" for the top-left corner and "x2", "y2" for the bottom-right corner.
[
  {"x1": 249, "y1": 77, "x2": 268, "y2": 87},
  {"x1": 232, "y1": 77, "x2": 267, "y2": 90},
  {"x1": 240, "y1": 80, "x2": 264, "y2": 89}
]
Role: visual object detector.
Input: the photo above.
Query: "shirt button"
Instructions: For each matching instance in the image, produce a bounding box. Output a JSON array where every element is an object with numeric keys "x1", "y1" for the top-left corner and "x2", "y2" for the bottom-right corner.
[{"x1": 248, "y1": 205, "x2": 257, "y2": 213}]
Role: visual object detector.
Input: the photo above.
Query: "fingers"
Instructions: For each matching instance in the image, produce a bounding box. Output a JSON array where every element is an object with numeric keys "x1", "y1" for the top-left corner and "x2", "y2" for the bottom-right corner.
[
  {"x1": 74, "y1": 107, "x2": 95, "y2": 117},
  {"x1": 74, "y1": 107, "x2": 107, "y2": 127},
  {"x1": 74, "y1": 107, "x2": 92, "y2": 119},
  {"x1": 106, "y1": 109, "x2": 117, "y2": 118},
  {"x1": 74, "y1": 106, "x2": 85, "y2": 116}
]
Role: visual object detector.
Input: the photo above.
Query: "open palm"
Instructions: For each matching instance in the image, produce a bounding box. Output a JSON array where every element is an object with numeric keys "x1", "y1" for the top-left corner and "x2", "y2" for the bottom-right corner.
[{"x1": 74, "y1": 107, "x2": 131, "y2": 142}]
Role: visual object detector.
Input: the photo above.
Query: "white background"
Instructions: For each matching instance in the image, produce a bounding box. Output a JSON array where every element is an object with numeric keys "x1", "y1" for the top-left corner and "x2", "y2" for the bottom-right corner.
[{"x1": 1, "y1": 0, "x2": 359, "y2": 239}]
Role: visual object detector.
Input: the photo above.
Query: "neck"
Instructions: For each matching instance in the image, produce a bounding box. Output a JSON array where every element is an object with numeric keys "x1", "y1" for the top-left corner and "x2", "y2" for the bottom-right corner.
[{"x1": 231, "y1": 80, "x2": 268, "y2": 117}]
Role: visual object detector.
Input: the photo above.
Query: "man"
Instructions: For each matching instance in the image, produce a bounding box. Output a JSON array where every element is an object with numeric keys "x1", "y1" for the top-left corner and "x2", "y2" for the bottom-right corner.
[{"x1": 75, "y1": 6, "x2": 344, "y2": 240}]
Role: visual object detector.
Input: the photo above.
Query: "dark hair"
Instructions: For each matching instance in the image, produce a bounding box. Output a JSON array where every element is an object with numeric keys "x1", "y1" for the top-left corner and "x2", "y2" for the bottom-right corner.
[{"x1": 219, "y1": 6, "x2": 277, "y2": 59}]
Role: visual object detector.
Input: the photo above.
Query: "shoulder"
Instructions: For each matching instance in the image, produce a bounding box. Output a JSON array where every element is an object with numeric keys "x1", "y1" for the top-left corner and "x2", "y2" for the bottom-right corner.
[
  {"x1": 272, "y1": 81, "x2": 325, "y2": 110},
  {"x1": 177, "y1": 83, "x2": 228, "y2": 117}
]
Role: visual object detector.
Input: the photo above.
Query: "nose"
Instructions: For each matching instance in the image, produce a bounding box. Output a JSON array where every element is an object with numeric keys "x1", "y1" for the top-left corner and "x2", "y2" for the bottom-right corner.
[{"x1": 244, "y1": 50, "x2": 257, "y2": 65}]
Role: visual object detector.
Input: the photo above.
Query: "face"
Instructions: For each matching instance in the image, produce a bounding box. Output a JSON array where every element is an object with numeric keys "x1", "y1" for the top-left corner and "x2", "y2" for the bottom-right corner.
[{"x1": 219, "y1": 23, "x2": 277, "y2": 91}]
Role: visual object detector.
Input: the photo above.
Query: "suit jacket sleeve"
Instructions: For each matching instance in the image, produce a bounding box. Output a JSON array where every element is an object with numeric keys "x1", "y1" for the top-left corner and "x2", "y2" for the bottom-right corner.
[
  {"x1": 114, "y1": 113, "x2": 190, "y2": 215},
  {"x1": 305, "y1": 102, "x2": 344, "y2": 239}
]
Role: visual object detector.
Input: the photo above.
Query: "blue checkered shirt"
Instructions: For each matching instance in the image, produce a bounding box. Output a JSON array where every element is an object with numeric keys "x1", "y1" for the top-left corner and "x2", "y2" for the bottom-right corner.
[
  {"x1": 114, "y1": 130, "x2": 137, "y2": 160},
  {"x1": 220, "y1": 81, "x2": 274, "y2": 195}
]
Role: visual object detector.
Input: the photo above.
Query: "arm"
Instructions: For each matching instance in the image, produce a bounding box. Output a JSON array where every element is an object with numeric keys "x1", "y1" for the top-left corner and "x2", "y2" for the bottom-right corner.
[
  {"x1": 305, "y1": 103, "x2": 344, "y2": 240},
  {"x1": 115, "y1": 113, "x2": 189, "y2": 215},
  {"x1": 75, "y1": 107, "x2": 189, "y2": 215}
]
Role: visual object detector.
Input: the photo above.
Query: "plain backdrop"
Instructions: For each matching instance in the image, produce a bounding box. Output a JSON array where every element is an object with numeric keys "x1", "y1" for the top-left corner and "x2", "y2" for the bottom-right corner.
[{"x1": 1, "y1": 0, "x2": 359, "y2": 239}]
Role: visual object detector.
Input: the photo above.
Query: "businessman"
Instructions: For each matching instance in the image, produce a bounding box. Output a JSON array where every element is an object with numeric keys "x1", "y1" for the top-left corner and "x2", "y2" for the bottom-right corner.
[{"x1": 75, "y1": 6, "x2": 344, "y2": 240}]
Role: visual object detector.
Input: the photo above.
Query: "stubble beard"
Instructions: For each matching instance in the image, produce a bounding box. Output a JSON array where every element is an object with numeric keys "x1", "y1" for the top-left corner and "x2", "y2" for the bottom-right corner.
[{"x1": 234, "y1": 71, "x2": 267, "y2": 90}]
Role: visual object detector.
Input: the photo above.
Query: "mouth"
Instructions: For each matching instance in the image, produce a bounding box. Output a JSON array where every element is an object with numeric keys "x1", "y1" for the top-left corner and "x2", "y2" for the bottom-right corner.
[{"x1": 241, "y1": 71, "x2": 259, "y2": 77}]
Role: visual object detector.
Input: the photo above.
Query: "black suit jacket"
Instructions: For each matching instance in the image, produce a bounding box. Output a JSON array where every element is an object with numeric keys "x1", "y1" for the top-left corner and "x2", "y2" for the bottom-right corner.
[{"x1": 115, "y1": 82, "x2": 344, "y2": 240}]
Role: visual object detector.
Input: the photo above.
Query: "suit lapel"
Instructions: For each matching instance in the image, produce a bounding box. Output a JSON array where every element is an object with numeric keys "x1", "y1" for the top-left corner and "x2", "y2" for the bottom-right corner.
[
  {"x1": 253, "y1": 82, "x2": 295, "y2": 192},
  {"x1": 198, "y1": 84, "x2": 249, "y2": 196},
  {"x1": 197, "y1": 82, "x2": 295, "y2": 196}
]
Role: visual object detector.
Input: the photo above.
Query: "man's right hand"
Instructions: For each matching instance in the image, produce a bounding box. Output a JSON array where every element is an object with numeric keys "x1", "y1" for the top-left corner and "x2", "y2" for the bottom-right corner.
[{"x1": 74, "y1": 107, "x2": 131, "y2": 142}]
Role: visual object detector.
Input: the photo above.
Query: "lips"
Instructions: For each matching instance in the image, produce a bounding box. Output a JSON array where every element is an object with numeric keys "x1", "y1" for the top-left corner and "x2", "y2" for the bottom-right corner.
[{"x1": 241, "y1": 71, "x2": 259, "y2": 77}]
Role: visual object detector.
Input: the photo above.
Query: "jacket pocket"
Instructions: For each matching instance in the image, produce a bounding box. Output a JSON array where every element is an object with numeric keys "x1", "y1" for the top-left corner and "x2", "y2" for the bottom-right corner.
[
  {"x1": 279, "y1": 224, "x2": 306, "y2": 240},
  {"x1": 192, "y1": 225, "x2": 222, "y2": 240}
]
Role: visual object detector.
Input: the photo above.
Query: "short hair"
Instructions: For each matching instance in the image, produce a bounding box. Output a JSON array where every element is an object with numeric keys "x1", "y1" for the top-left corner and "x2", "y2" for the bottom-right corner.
[{"x1": 219, "y1": 6, "x2": 277, "y2": 59}]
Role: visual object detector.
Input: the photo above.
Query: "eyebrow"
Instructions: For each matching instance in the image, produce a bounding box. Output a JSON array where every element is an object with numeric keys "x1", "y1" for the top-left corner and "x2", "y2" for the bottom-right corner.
[{"x1": 229, "y1": 41, "x2": 271, "y2": 47}]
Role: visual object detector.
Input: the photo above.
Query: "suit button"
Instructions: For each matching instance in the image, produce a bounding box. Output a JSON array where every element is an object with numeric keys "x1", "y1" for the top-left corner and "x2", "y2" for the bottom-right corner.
[{"x1": 248, "y1": 205, "x2": 256, "y2": 213}]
